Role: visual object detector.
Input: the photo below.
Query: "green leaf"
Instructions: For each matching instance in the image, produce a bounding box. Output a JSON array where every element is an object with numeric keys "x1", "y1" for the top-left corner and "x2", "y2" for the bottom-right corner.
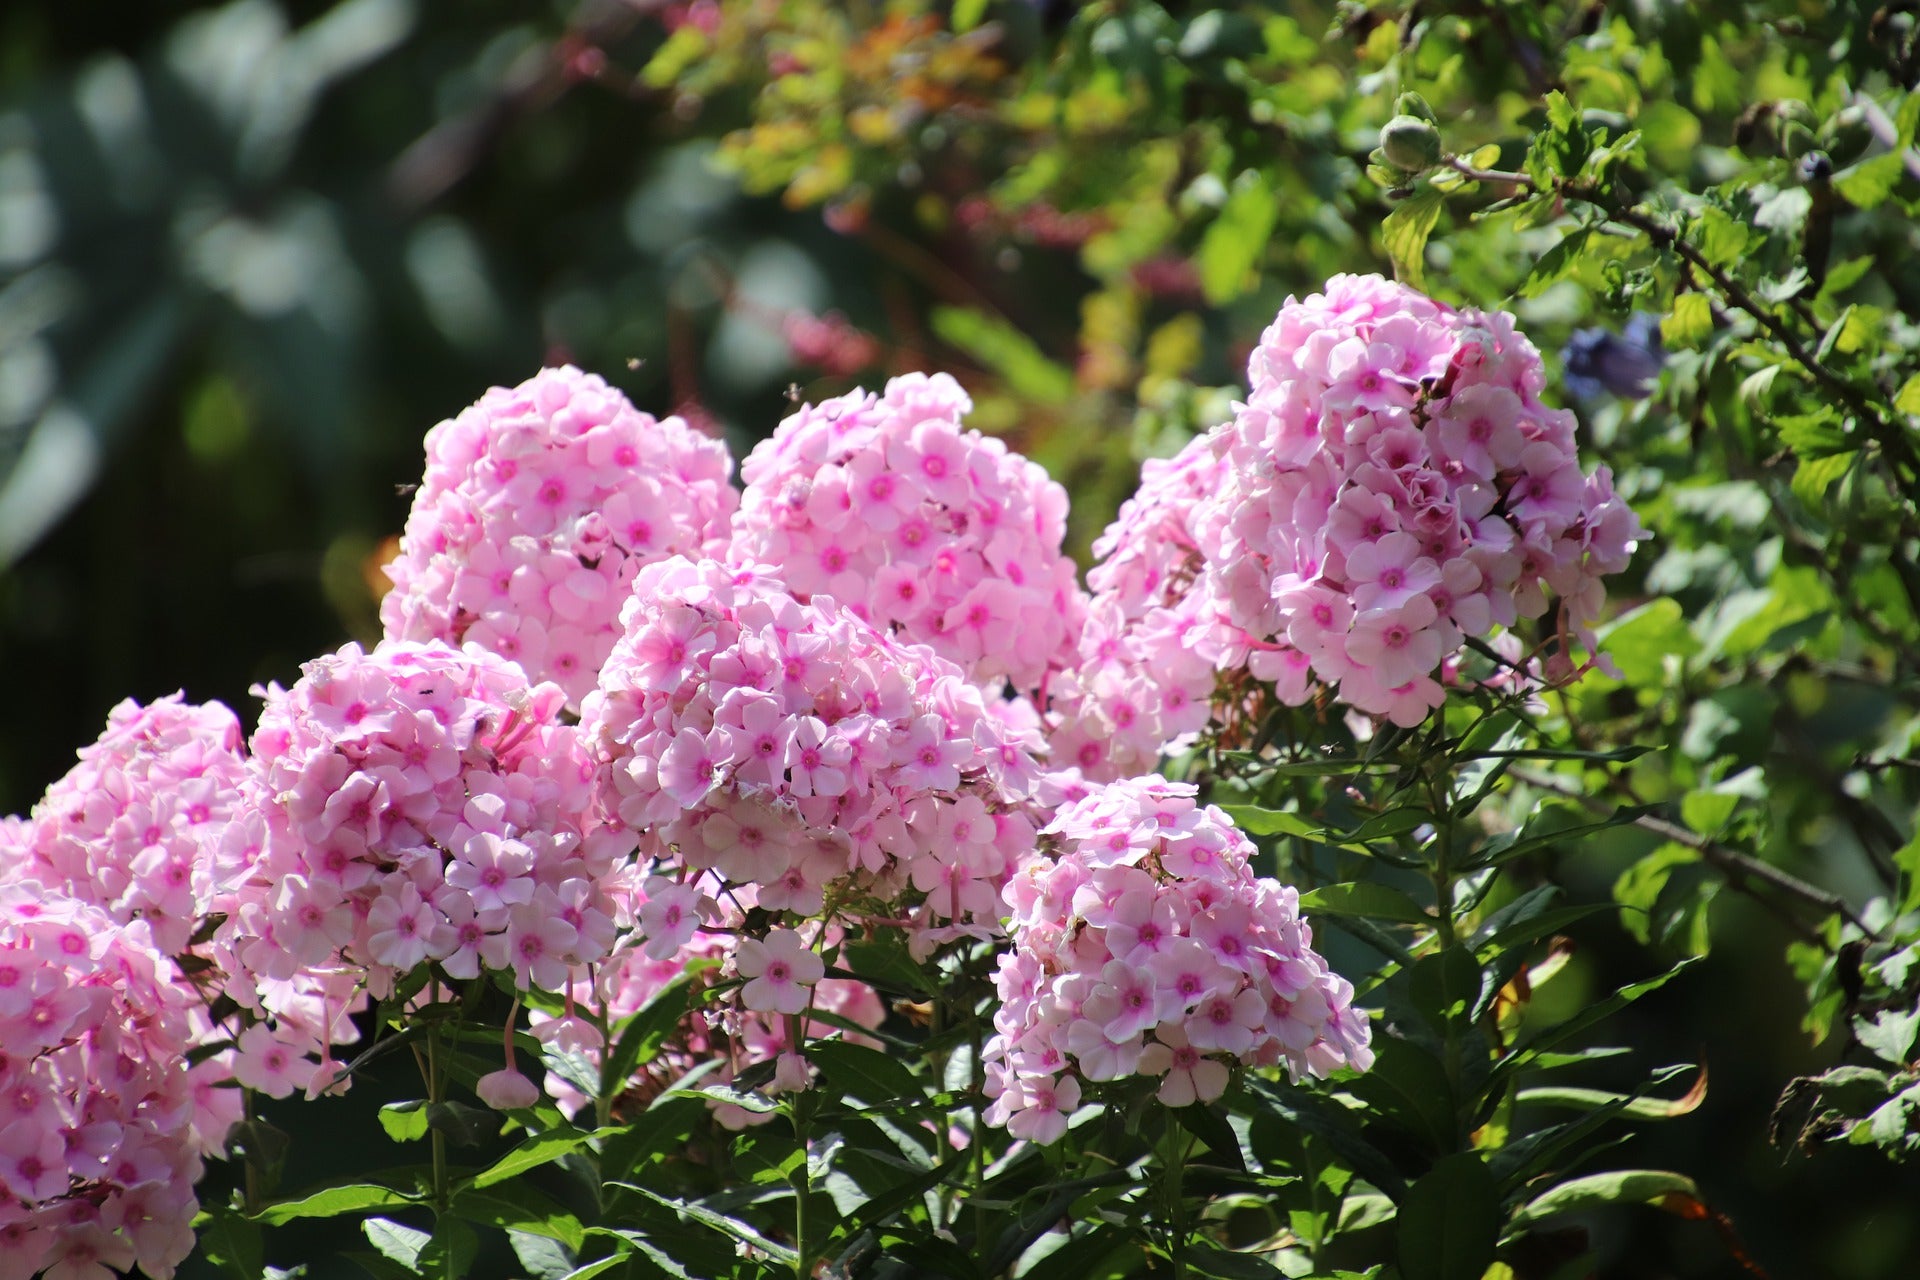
[
  {"x1": 951, "y1": 0, "x2": 990, "y2": 32},
  {"x1": 612, "y1": 1182, "x2": 799, "y2": 1266},
  {"x1": 1299, "y1": 882, "x2": 1432, "y2": 924},
  {"x1": 827, "y1": 1152, "x2": 968, "y2": 1246},
  {"x1": 1833, "y1": 150, "x2": 1906, "y2": 208},
  {"x1": 1381, "y1": 188, "x2": 1445, "y2": 292},
  {"x1": 1546, "y1": 90, "x2": 1579, "y2": 134},
  {"x1": 362, "y1": 1218, "x2": 429, "y2": 1273},
  {"x1": 1517, "y1": 1065, "x2": 1707, "y2": 1121},
  {"x1": 1347, "y1": 1038, "x2": 1460, "y2": 1153},
  {"x1": 1612, "y1": 843, "x2": 1699, "y2": 944},
  {"x1": 668, "y1": 1083, "x2": 777, "y2": 1114},
  {"x1": 929, "y1": 307, "x2": 1074, "y2": 406},
  {"x1": 1198, "y1": 171, "x2": 1279, "y2": 304},
  {"x1": 194, "y1": 1202, "x2": 264, "y2": 1280},
  {"x1": 1661, "y1": 293, "x2": 1713, "y2": 348},
  {"x1": 1244, "y1": 1079, "x2": 1408, "y2": 1199},
  {"x1": 1176, "y1": 1239, "x2": 1290, "y2": 1278},
  {"x1": 580, "y1": 1231, "x2": 693, "y2": 1280},
  {"x1": 426, "y1": 1100, "x2": 497, "y2": 1148},
  {"x1": 1792, "y1": 450, "x2": 1857, "y2": 507},
  {"x1": 1346, "y1": 808, "x2": 1436, "y2": 843},
  {"x1": 1597, "y1": 598, "x2": 1699, "y2": 687},
  {"x1": 449, "y1": 1185, "x2": 586, "y2": 1250},
  {"x1": 1394, "y1": 1153, "x2": 1499, "y2": 1280},
  {"x1": 419, "y1": 1220, "x2": 478, "y2": 1279},
  {"x1": 840, "y1": 938, "x2": 938, "y2": 996},
  {"x1": 1218, "y1": 804, "x2": 1323, "y2": 840},
  {"x1": 1520, "y1": 227, "x2": 1593, "y2": 298},
  {"x1": 1509, "y1": 1169, "x2": 1700, "y2": 1226},
  {"x1": 467, "y1": 1126, "x2": 595, "y2": 1191},
  {"x1": 508, "y1": 1229, "x2": 576, "y2": 1280},
  {"x1": 1858, "y1": 1081, "x2": 1920, "y2": 1153},
  {"x1": 378, "y1": 1101, "x2": 429, "y2": 1143},
  {"x1": 1494, "y1": 959, "x2": 1701, "y2": 1086},
  {"x1": 1407, "y1": 945, "x2": 1486, "y2": 1029},
  {"x1": 1897, "y1": 374, "x2": 1920, "y2": 417},
  {"x1": 806, "y1": 1039, "x2": 927, "y2": 1106},
  {"x1": 1854, "y1": 1007, "x2": 1920, "y2": 1067},
  {"x1": 252, "y1": 1183, "x2": 419, "y2": 1226},
  {"x1": 603, "y1": 973, "x2": 697, "y2": 1098}
]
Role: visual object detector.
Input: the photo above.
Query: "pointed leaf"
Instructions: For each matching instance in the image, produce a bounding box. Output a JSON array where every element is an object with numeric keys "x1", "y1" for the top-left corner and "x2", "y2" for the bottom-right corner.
[{"x1": 1395, "y1": 1153, "x2": 1499, "y2": 1280}]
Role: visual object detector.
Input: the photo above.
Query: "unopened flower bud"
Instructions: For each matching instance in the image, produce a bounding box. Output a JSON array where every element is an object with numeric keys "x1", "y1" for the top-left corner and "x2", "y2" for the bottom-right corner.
[
  {"x1": 1380, "y1": 115, "x2": 1443, "y2": 173},
  {"x1": 1393, "y1": 91, "x2": 1438, "y2": 123},
  {"x1": 477, "y1": 1069, "x2": 541, "y2": 1111}
]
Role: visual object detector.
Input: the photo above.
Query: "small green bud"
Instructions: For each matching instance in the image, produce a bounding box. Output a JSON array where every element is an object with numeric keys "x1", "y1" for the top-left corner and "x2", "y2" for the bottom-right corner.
[
  {"x1": 1821, "y1": 104, "x2": 1873, "y2": 164},
  {"x1": 1380, "y1": 115, "x2": 1443, "y2": 173},
  {"x1": 1778, "y1": 119, "x2": 1818, "y2": 161},
  {"x1": 1393, "y1": 91, "x2": 1438, "y2": 124}
]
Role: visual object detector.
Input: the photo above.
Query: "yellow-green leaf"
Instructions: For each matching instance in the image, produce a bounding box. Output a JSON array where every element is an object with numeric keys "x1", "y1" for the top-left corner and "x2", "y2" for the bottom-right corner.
[
  {"x1": 1381, "y1": 188, "x2": 1445, "y2": 291},
  {"x1": 1661, "y1": 293, "x2": 1713, "y2": 348}
]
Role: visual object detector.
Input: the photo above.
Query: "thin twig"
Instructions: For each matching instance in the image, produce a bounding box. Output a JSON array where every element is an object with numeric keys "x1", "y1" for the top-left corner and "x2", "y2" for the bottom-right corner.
[{"x1": 1512, "y1": 766, "x2": 1879, "y2": 939}]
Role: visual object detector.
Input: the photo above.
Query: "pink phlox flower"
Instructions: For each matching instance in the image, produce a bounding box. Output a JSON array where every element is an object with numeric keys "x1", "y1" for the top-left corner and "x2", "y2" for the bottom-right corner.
[
  {"x1": 365, "y1": 880, "x2": 442, "y2": 972},
  {"x1": 784, "y1": 717, "x2": 852, "y2": 798},
  {"x1": 1148, "y1": 938, "x2": 1233, "y2": 1018},
  {"x1": 637, "y1": 876, "x2": 709, "y2": 960},
  {"x1": 447, "y1": 832, "x2": 538, "y2": 914},
  {"x1": 231, "y1": 1023, "x2": 319, "y2": 1100},
  {"x1": 735, "y1": 929, "x2": 824, "y2": 1016},
  {"x1": 1137, "y1": 1026, "x2": 1231, "y2": 1107},
  {"x1": 659, "y1": 725, "x2": 737, "y2": 807}
]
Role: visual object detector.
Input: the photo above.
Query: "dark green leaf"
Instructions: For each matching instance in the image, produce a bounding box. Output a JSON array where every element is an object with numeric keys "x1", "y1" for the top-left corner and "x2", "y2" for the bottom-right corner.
[
  {"x1": 806, "y1": 1039, "x2": 928, "y2": 1107},
  {"x1": 426, "y1": 1100, "x2": 498, "y2": 1149},
  {"x1": 449, "y1": 1184, "x2": 585, "y2": 1250},
  {"x1": 467, "y1": 1125, "x2": 596, "y2": 1190},
  {"x1": 1299, "y1": 882, "x2": 1432, "y2": 924},
  {"x1": 1394, "y1": 1153, "x2": 1499, "y2": 1280},
  {"x1": 1509, "y1": 1169, "x2": 1700, "y2": 1226},
  {"x1": 603, "y1": 973, "x2": 698, "y2": 1097},
  {"x1": 1176, "y1": 1239, "x2": 1289, "y2": 1278},
  {"x1": 194, "y1": 1202, "x2": 264, "y2": 1280},
  {"x1": 1244, "y1": 1079, "x2": 1408, "y2": 1200},
  {"x1": 1493, "y1": 959, "x2": 1700, "y2": 1086}
]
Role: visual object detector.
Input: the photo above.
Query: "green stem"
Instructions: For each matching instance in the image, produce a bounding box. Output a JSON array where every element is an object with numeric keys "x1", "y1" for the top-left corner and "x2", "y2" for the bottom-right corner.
[
  {"x1": 426, "y1": 990, "x2": 453, "y2": 1280},
  {"x1": 787, "y1": 1012, "x2": 812, "y2": 1280},
  {"x1": 241, "y1": 1087, "x2": 261, "y2": 1215},
  {"x1": 1162, "y1": 1123, "x2": 1191, "y2": 1277},
  {"x1": 1430, "y1": 775, "x2": 1457, "y2": 950}
]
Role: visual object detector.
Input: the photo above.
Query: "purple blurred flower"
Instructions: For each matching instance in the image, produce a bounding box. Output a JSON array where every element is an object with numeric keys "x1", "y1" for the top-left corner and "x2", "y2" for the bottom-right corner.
[{"x1": 1562, "y1": 312, "x2": 1665, "y2": 400}]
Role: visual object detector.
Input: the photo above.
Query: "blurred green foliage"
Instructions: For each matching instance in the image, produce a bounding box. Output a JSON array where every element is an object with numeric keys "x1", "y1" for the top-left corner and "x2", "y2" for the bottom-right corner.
[{"x1": 11, "y1": 0, "x2": 1920, "y2": 1276}]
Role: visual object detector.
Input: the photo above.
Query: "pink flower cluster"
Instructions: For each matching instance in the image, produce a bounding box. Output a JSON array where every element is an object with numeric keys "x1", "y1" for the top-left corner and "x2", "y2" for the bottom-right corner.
[
  {"x1": 587, "y1": 556, "x2": 1039, "y2": 948},
  {"x1": 731, "y1": 372, "x2": 1085, "y2": 696},
  {"x1": 1068, "y1": 274, "x2": 1645, "y2": 744},
  {"x1": 1200, "y1": 273, "x2": 1643, "y2": 724},
  {"x1": 382, "y1": 365, "x2": 738, "y2": 708},
  {"x1": 21, "y1": 695, "x2": 250, "y2": 955},
  {"x1": 3, "y1": 697, "x2": 268, "y2": 1162},
  {"x1": 983, "y1": 778, "x2": 1373, "y2": 1144},
  {"x1": 1045, "y1": 441, "x2": 1241, "y2": 780},
  {"x1": 222, "y1": 640, "x2": 635, "y2": 1045},
  {"x1": 0, "y1": 887, "x2": 204, "y2": 1280}
]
